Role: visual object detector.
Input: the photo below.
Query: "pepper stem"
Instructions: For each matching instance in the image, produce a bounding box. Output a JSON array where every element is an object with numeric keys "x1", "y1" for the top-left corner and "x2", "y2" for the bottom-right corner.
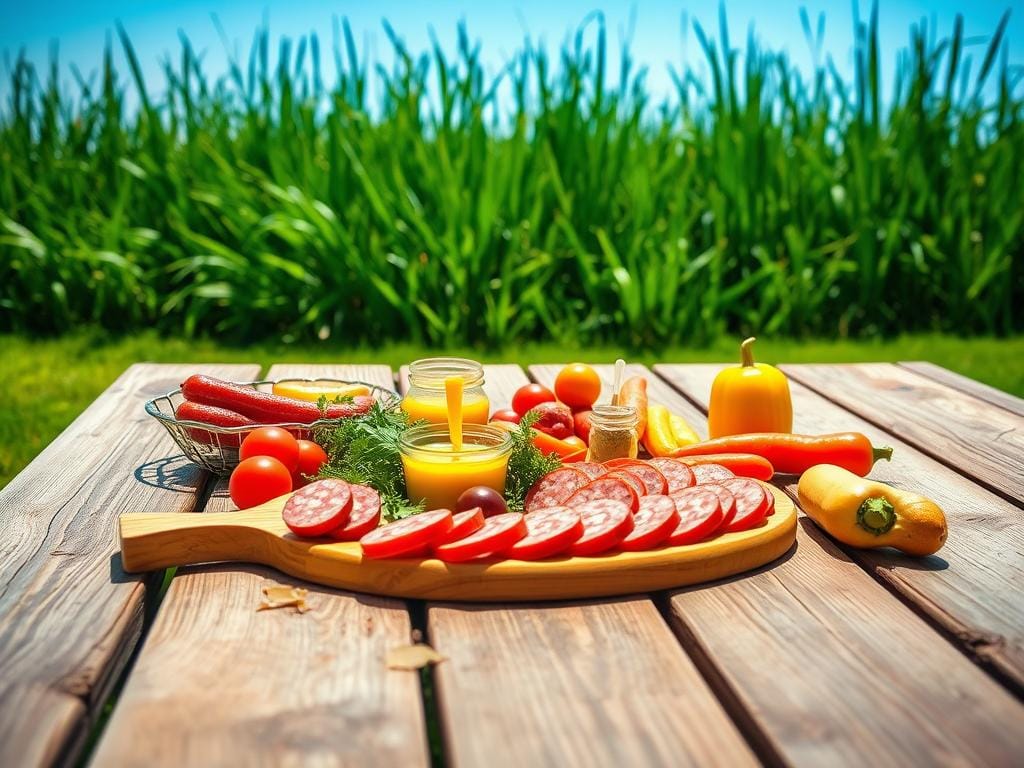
[
  {"x1": 857, "y1": 497, "x2": 896, "y2": 535},
  {"x1": 872, "y1": 446, "x2": 894, "y2": 464},
  {"x1": 740, "y1": 337, "x2": 757, "y2": 367}
]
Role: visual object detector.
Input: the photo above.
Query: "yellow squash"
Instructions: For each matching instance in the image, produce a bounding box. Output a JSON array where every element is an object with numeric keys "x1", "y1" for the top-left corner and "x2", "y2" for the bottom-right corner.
[
  {"x1": 797, "y1": 464, "x2": 947, "y2": 556},
  {"x1": 643, "y1": 405, "x2": 700, "y2": 457},
  {"x1": 708, "y1": 337, "x2": 792, "y2": 438}
]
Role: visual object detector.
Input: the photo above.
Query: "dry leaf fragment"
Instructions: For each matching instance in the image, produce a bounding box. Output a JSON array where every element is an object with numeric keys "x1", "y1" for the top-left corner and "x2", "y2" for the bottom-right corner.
[
  {"x1": 386, "y1": 643, "x2": 446, "y2": 670},
  {"x1": 258, "y1": 584, "x2": 310, "y2": 613}
]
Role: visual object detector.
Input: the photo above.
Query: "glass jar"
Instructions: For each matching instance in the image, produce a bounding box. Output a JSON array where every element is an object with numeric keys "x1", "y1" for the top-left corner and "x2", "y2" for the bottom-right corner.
[
  {"x1": 400, "y1": 424, "x2": 513, "y2": 510},
  {"x1": 586, "y1": 405, "x2": 639, "y2": 463},
  {"x1": 401, "y1": 357, "x2": 490, "y2": 425}
]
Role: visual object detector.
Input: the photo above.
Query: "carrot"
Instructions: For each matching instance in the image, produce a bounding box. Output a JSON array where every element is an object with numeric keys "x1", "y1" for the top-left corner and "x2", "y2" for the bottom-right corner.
[
  {"x1": 671, "y1": 433, "x2": 892, "y2": 476},
  {"x1": 673, "y1": 453, "x2": 775, "y2": 481},
  {"x1": 619, "y1": 376, "x2": 648, "y2": 440},
  {"x1": 531, "y1": 429, "x2": 585, "y2": 458}
]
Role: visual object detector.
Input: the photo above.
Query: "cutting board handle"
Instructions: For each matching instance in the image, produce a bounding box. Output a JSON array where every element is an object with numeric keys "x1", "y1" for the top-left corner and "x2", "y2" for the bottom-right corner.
[{"x1": 119, "y1": 512, "x2": 272, "y2": 573}]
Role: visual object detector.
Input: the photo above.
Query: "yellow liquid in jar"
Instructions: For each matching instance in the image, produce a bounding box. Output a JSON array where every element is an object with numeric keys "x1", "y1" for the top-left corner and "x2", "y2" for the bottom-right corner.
[
  {"x1": 401, "y1": 442, "x2": 509, "y2": 511},
  {"x1": 402, "y1": 392, "x2": 490, "y2": 425}
]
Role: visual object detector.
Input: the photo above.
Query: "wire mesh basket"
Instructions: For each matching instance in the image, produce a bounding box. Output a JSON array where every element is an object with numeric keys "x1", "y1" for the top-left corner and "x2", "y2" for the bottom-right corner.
[{"x1": 145, "y1": 378, "x2": 401, "y2": 475}]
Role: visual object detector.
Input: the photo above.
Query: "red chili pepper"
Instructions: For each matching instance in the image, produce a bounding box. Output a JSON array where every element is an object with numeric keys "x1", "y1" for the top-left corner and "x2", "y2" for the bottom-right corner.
[
  {"x1": 673, "y1": 453, "x2": 775, "y2": 481},
  {"x1": 181, "y1": 375, "x2": 373, "y2": 424},
  {"x1": 671, "y1": 433, "x2": 892, "y2": 476}
]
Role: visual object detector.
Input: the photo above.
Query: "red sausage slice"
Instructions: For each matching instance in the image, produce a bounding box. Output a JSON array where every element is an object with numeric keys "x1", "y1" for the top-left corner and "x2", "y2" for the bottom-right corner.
[
  {"x1": 720, "y1": 478, "x2": 770, "y2": 532},
  {"x1": 434, "y1": 512, "x2": 527, "y2": 562},
  {"x1": 603, "y1": 457, "x2": 643, "y2": 469},
  {"x1": 706, "y1": 485, "x2": 737, "y2": 529},
  {"x1": 568, "y1": 500, "x2": 634, "y2": 556},
  {"x1": 764, "y1": 488, "x2": 776, "y2": 516},
  {"x1": 503, "y1": 506, "x2": 583, "y2": 560},
  {"x1": 647, "y1": 458, "x2": 695, "y2": 493},
  {"x1": 330, "y1": 484, "x2": 382, "y2": 540},
  {"x1": 360, "y1": 509, "x2": 453, "y2": 559},
  {"x1": 434, "y1": 508, "x2": 486, "y2": 545},
  {"x1": 620, "y1": 495, "x2": 679, "y2": 551},
  {"x1": 691, "y1": 463, "x2": 735, "y2": 485},
  {"x1": 282, "y1": 479, "x2": 353, "y2": 538},
  {"x1": 574, "y1": 462, "x2": 608, "y2": 480},
  {"x1": 565, "y1": 476, "x2": 639, "y2": 513},
  {"x1": 622, "y1": 463, "x2": 668, "y2": 495},
  {"x1": 667, "y1": 487, "x2": 724, "y2": 545},
  {"x1": 605, "y1": 469, "x2": 645, "y2": 499},
  {"x1": 525, "y1": 466, "x2": 590, "y2": 513}
]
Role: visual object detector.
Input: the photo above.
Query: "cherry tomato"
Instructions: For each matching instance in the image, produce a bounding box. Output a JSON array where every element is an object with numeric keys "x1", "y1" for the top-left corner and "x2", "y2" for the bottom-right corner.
[
  {"x1": 239, "y1": 427, "x2": 300, "y2": 473},
  {"x1": 456, "y1": 486, "x2": 508, "y2": 517},
  {"x1": 229, "y1": 456, "x2": 293, "y2": 510},
  {"x1": 292, "y1": 440, "x2": 328, "y2": 487},
  {"x1": 562, "y1": 435, "x2": 586, "y2": 452},
  {"x1": 511, "y1": 383, "x2": 556, "y2": 417},
  {"x1": 491, "y1": 408, "x2": 521, "y2": 424},
  {"x1": 554, "y1": 363, "x2": 602, "y2": 410}
]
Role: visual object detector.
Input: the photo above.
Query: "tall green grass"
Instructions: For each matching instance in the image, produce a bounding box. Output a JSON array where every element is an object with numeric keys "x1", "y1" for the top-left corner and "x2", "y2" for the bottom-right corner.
[{"x1": 1, "y1": 8, "x2": 1021, "y2": 346}]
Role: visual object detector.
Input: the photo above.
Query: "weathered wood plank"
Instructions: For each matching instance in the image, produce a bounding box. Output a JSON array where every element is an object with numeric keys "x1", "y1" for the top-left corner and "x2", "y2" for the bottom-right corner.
[
  {"x1": 899, "y1": 361, "x2": 1024, "y2": 418},
  {"x1": 92, "y1": 365, "x2": 429, "y2": 768},
  {"x1": 0, "y1": 363, "x2": 258, "y2": 768},
  {"x1": 534, "y1": 363, "x2": 1024, "y2": 765},
  {"x1": 425, "y1": 364, "x2": 758, "y2": 768},
  {"x1": 781, "y1": 363, "x2": 1024, "y2": 507},
  {"x1": 655, "y1": 362, "x2": 1024, "y2": 696}
]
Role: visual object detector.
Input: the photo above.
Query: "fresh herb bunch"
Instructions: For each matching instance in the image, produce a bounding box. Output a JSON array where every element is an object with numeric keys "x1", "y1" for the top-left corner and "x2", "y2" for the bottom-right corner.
[
  {"x1": 504, "y1": 412, "x2": 563, "y2": 513},
  {"x1": 316, "y1": 402, "x2": 424, "y2": 522}
]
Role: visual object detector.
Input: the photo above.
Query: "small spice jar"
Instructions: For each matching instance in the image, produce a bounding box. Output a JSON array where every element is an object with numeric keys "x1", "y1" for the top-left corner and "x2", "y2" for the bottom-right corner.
[{"x1": 586, "y1": 405, "x2": 639, "y2": 463}]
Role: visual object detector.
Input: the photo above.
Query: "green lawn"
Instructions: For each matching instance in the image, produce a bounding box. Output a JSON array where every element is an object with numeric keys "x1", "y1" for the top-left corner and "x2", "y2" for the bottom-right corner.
[{"x1": 2, "y1": 331, "x2": 1021, "y2": 489}]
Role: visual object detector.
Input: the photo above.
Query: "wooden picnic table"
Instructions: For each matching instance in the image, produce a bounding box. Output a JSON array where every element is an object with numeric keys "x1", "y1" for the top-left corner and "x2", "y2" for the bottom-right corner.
[{"x1": 1, "y1": 360, "x2": 1023, "y2": 766}]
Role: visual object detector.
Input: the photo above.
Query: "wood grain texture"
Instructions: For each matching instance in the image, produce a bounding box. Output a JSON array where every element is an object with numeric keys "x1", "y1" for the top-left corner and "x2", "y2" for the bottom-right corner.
[
  {"x1": 426, "y1": 364, "x2": 758, "y2": 767},
  {"x1": 899, "y1": 361, "x2": 1024, "y2": 417},
  {"x1": 93, "y1": 365, "x2": 429, "y2": 768},
  {"x1": 781, "y1": 362, "x2": 1024, "y2": 506},
  {"x1": 537, "y1": 364, "x2": 1024, "y2": 765},
  {"x1": 0, "y1": 362, "x2": 258, "y2": 768},
  {"x1": 656, "y1": 363, "x2": 1024, "y2": 696}
]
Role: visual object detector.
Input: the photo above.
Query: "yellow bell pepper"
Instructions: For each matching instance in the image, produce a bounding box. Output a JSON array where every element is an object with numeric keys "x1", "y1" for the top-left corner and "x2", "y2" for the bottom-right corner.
[
  {"x1": 708, "y1": 337, "x2": 792, "y2": 438},
  {"x1": 669, "y1": 412, "x2": 700, "y2": 446},
  {"x1": 797, "y1": 464, "x2": 947, "y2": 556}
]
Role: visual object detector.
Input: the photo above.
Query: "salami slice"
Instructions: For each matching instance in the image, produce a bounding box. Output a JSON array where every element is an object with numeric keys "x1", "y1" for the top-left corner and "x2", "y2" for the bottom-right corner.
[
  {"x1": 574, "y1": 462, "x2": 609, "y2": 480},
  {"x1": 765, "y1": 488, "x2": 776, "y2": 516},
  {"x1": 620, "y1": 495, "x2": 679, "y2": 551},
  {"x1": 603, "y1": 457, "x2": 644, "y2": 469},
  {"x1": 360, "y1": 509, "x2": 453, "y2": 559},
  {"x1": 282, "y1": 479, "x2": 353, "y2": 538},
  {"x1": 623, "y1": 463, "x2": 668, "y2": 495},
  {"x1": 667, "y1": 487, "x2": 724, "y2": 545},
  {"x1": 691, "y1": 463, "x2": 735, "y2": 485},
  {"x1": 568, "y1": 499, "x2": 634, "y2": 556},
  {"x1": 435, "y1": 512, "x2": 527, "y2": 562},
  {"x1": 706, "y1": 485, "x2": 737, "y2": 529},
  {"x1": 605, "y1": 469, "x2": 645, "y2": 499},
  {"x1": 330, "y1": 484, "x2": 382, "y2": 540},
  {"x1": 720, "y1": 478, "x2": 770, "y2": 532},
  {"x1": 647, "y1": 458, "x2": 695, "y2": 493},
  {"x1": 565, "y1": 476, "x2": 639, "y2": 513},
  {"x1": 525, "y1": 466, "x2": 589, "y2": 513},
  {"x1": 434, "y1": 508, "x2": 486, "y2": 545},
  {"x1": 503, "y1": 506, "x2": 583, "y2": 560}
]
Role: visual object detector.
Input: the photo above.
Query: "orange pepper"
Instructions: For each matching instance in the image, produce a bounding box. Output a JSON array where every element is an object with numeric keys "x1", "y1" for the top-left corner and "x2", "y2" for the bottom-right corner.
[{"x1": 707, "y1": 337, "x2": 792, "y2": 438}]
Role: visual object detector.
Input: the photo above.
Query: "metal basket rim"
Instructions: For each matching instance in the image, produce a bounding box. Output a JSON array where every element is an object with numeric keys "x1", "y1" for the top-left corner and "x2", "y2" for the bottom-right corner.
[{"x1": 144, "y1": 377, "x2": 401, "y2": 434}]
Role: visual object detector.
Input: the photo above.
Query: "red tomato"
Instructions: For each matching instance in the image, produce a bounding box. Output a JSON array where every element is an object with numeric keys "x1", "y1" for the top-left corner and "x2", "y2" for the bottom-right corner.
[
  {"x1": 511, "y1": 383, "x2": 556, "y2": 417},
  {"x1": 292, "y1": 440, "x2": 328, "y2": 487},
  {"x1": 239, "y1": 427, "x2": 300, "y2": 473},
  {"x1": 554, "y1": 363, "x2": 602, "y2": 410},
  {"x1": 229, "y1": 456, "x2": 293, "y2": 510},
  {"x1": 573, "y1": 410, "x2": 594, "y2": 444},
  {"x1": 491, "y1": 408, "x2": 521, "y2": 424}
]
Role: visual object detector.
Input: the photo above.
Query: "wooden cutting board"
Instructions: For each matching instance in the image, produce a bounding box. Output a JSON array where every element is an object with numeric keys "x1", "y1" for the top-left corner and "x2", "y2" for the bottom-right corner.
[{"x1": 119, "y1": 484, "x2": 797, "y2": 601}]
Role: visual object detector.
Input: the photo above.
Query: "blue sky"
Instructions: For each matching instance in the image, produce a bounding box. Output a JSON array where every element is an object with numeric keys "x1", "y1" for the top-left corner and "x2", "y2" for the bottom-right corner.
[{"x1": 1, "y1": 1, "x2": 1020, "y2": 105}]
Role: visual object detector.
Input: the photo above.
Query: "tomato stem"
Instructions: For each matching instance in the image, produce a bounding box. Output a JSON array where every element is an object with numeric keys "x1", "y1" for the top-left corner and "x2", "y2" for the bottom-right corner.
[
  {"x1": 740, "y1": 337, "x2": 757, "y2": 367},
  {"x1": 857, "y1": 497, "x2": 896, "y2": 535}
]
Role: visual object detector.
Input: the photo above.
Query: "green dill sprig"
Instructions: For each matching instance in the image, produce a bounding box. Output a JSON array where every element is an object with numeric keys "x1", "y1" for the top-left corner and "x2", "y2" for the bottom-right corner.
[
  {"x1": 503, "y1": 411, "x2": 563, "y2": 513},
  {"x1": 315, "y1": 402, "x2": 424, "y2": 522}
]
